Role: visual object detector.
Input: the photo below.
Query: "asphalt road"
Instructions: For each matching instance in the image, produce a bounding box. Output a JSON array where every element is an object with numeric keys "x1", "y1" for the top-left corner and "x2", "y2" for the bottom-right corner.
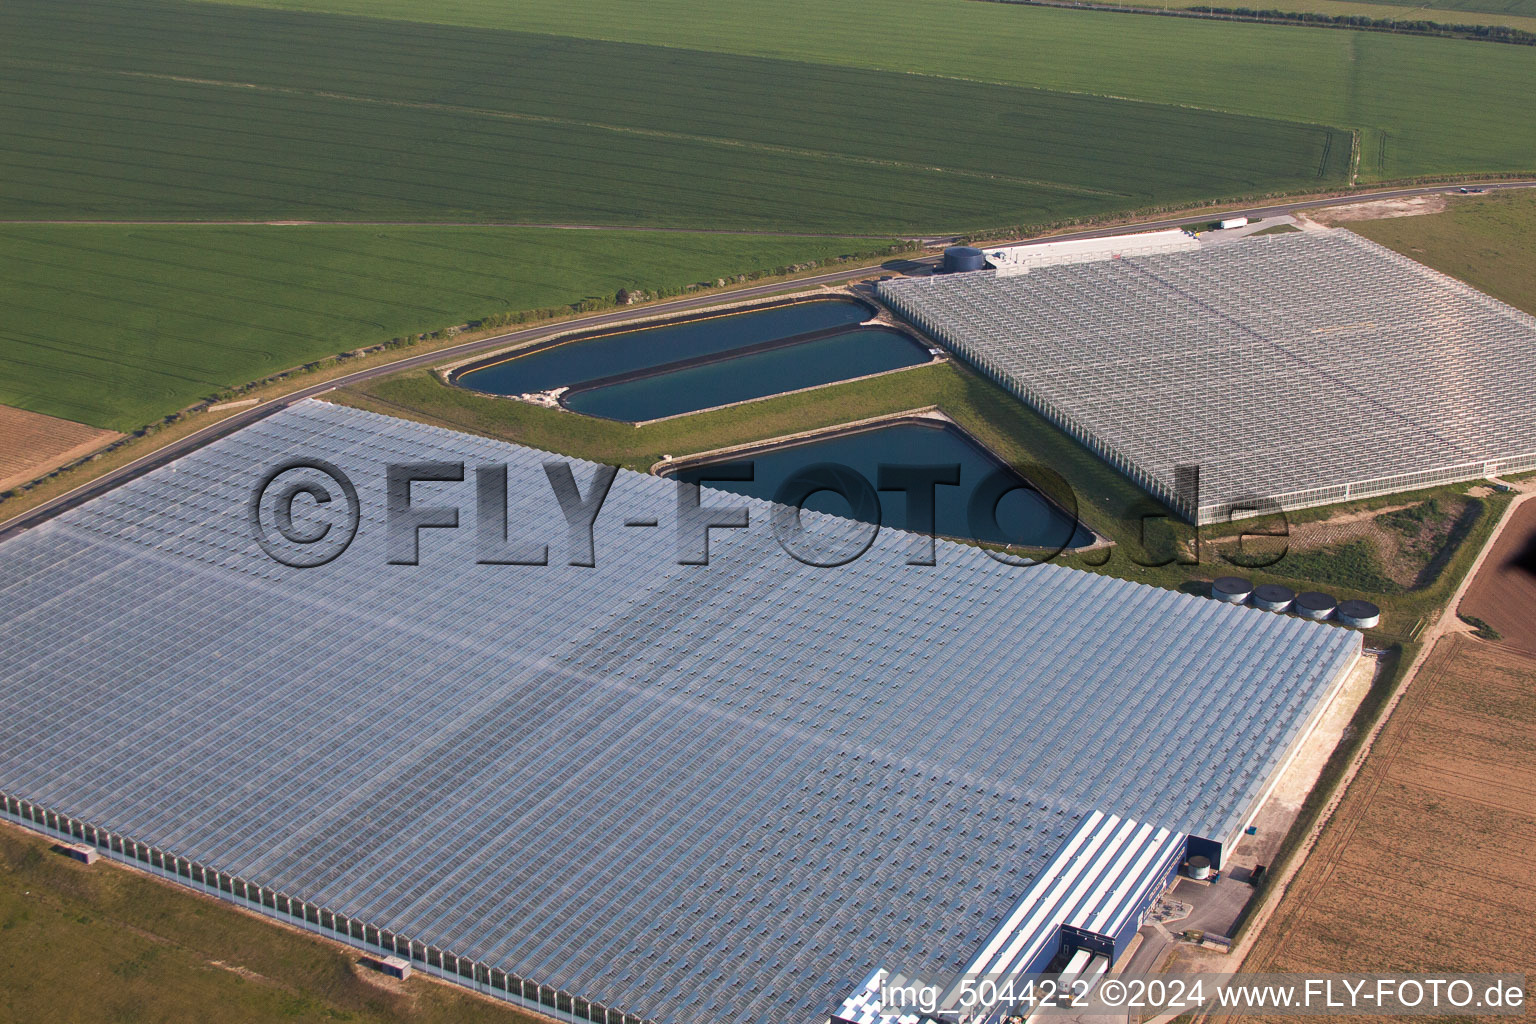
[
  {"x1": 4, "y1": 179, "x2": 1534, "y2": 542},
  {"x1": 935, "y1": 179, "x2": 1536, "y2": 248}
]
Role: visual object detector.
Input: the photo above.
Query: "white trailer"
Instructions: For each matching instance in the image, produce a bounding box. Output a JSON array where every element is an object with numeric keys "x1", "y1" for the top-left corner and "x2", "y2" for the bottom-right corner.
[{"x1": 1218, "y1": 217, "x2": 1250, "y2": 230}]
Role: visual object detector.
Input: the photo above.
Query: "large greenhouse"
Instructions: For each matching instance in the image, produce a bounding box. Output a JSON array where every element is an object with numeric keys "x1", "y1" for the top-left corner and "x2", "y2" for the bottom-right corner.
[
  {"x1": 880, "y1": 228, "x2": 1536, "y2": 524},
  {"x1": 0, "y1": 401, "x2": 1360, "y2": 1024}
]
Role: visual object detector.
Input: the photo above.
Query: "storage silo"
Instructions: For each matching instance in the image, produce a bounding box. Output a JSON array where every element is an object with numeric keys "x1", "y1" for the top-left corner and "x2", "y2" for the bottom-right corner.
[
  {"x1": 1251, "y1": 583, "x2": 1295, "y2": 613},
  {"x1": 1211, "y1": 576, "x2": 1253, "y2": 605},
  {"x1": 942, "y1": 246, "x2": 988, "y2": 273},
  {"x1": 1186, "y1": 855, "x2": 1212, "y2": 880},
  {"x1": 1294, "y1": 591, "x2": 1337, "y2": 621},
  {"x1": 1336, "y1": 599, "x2": 1381, "y2": 629}
]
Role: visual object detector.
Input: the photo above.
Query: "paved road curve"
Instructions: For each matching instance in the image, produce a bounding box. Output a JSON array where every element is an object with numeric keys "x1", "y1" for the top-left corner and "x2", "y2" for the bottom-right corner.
[
  {"x1": 927, "y1": 179, "x2": 1536, "y2": 247},
  {"x1": 4, "y1": 180, "x2": 1534, "y2": 542}
]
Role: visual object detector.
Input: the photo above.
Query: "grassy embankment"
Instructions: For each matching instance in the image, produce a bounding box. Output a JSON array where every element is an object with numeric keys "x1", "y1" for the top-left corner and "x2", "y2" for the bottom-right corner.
[
  {"x1": 1056, "y1": 0, "x2": 1536, "y2": 38},
  {"x1": 1169, "y1": 0, "x2": 1536, "y2": 31},
  {"x1": 0, "y1": 825, "x2": 538, "y2": 1024}
]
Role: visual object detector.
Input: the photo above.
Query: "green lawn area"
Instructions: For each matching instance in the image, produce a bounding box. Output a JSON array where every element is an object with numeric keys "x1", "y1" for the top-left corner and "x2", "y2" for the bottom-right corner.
[
  {"x1": 0, "y1": 225, "x2": 902, "y2": 431},
  {"x1": 192, "y1": 0, "x2": 1536, "y2": 180},
  {"x1": 0, "y1": 825, "x2": 539, "y2": 1024},
  {"x1": 1348, "y1": 190, "x2": 1536, "y2": 315},
  {"x1": 0, "y1": 0, "x2": 1349, "y2": 230}
]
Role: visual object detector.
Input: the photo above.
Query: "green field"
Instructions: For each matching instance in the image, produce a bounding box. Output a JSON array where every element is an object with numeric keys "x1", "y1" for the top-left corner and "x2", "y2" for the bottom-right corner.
[
  {"x1": 0, "y1": 825, "x2": 536, "y2": 1024},
  {"x1": 0, "y1": 225, "x2": 901, "y2": 431},
  {"x1": 2, "y1": 0, "x2": 1532, "y2": 432},
  {"x1": 1348, "y1": 191, "x2": 1536, "y2": 314},
  {"x1": 0, "y1": 0, "x2": 1350, "y2": 230},
  {"x1": 191, "y1": 0, "x2": 1536, "y2": 180}
]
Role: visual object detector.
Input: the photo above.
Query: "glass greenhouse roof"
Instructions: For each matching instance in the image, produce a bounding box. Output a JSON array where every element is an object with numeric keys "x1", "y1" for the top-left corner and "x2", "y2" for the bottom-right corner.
[{"x1": 0, "y1": 401, "x2": 1359, "y2": 1024}]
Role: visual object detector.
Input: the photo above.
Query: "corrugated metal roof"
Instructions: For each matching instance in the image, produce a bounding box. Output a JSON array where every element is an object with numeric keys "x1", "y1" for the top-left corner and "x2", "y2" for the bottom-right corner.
[
  {"x1": 0, "y1": 400, "x2": 1360, "y2": 1024},
  {"x1": 985, "y1": 228, "x2": 1200, "y2": 275},
  {"x1": 966, "y1": 811, "x2": 1183, "y2": 979}
]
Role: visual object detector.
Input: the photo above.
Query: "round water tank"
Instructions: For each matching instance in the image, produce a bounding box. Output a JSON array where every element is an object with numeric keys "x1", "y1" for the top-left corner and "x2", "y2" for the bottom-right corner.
[
  {"x1": 1336, "y1": 599, "x2": 1381, "y2": 629},
  {"x1": 1187, "y1": 855, "x2": 1212, "y2": 880},
  {"x1": 943, "y1": 246, "x2": 987, "y2": 273},
  {"x1": 1294, "y1": 591, "x2": 1337, "y2": 621},
  {"x1": 1211, "y1": 576, "x2": 1253, "y2": 604},
  {"x1": 1251, "y1": 583, "x2": 1295, "y2": 613}
]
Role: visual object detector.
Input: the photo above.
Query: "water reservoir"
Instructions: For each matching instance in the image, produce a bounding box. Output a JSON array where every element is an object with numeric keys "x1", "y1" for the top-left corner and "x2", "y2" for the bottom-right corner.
[
  {"x1": 667, "y1": 419, "x2": 1092, "y2": 550},
  {"x1": 564, "y1": 327, "x2": 929, "y2": 421},
  {"x1": 456, "y1": 298, "x2": 873, "y2": 398}
]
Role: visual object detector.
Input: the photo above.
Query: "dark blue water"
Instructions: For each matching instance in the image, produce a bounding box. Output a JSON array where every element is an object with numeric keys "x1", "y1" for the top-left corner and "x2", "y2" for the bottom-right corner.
[
  {"x1": 458, "y1": 298, "x2": 872, "y2": 397},
  {"x1": 564, "y1": 327, "x2": 928, "y2": 421},
  {"x1": 674, "y1": 421, "x2": 1092, "y2": 550}
]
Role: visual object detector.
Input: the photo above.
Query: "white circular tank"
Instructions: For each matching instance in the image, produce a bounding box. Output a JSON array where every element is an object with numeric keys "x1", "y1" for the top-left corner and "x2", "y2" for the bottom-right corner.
[
  {"x1": 1211, "y1": 576, "x2": 1253, "y2": 604},
  {"x1": 1187, "y1": 855, "x2": 1212, "y2": 880},
  {"x1": 1294, "y1": 591, "x2": 1337, "y2": 621},
  {"x1": 1336, "y1": 599, "x2": 1381, "y2": 629},
  {"x1": 1251, "y1": 583, "x2": 1295, "y2": 613}
]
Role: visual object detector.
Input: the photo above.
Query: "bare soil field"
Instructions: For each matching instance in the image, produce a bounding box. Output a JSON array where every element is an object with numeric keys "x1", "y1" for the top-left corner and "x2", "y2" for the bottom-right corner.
[
  {"x1": 1299, "y1": 194, "x2": 1450, "y2": 227},
  {"x1": 1460, "y1": 499, "x2": 1536, "y2": 655},
  {"x1": 1245, "y1": 634, "x2": 1536, "y2": 1001},
  {"x1": 0, "y1": 404, "x2": 120, "y2": 492}
]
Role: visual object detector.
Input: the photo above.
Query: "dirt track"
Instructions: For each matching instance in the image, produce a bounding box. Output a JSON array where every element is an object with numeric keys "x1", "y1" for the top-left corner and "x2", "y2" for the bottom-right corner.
[
  {"x1": 1244, "y1": 634, "x2": 1536, "y2": 1014},
  {"x1": 1299, "y1": 193, "x2": 1449, "y2": 226},
  {"x1": 0, "y1": 405, "x2": 119, "y2": 492},
  {"x1": 1459, "y1": 498, "x2": 1536, "y2": 655}
]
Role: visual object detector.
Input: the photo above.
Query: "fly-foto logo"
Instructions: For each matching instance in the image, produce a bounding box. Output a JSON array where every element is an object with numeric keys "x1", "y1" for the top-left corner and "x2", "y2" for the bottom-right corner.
[
  {"x1": 246, "y1": 457, "x2": 1291, "y2": 570},
  {"x1": 247, "y1": 457, "x2": 1087, "y2": 569}
]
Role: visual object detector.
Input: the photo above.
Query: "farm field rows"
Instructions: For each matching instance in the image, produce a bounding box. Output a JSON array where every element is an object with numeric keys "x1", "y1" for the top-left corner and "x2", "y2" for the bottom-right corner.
[
  {"x1": 1245, "y1": 633, "x2": 1536, "y2": 988},
  {"x1": 1459, "y1": 499, "x2": 1536, "y2": 654},
  {"x1": 191, "y1": 0, "x2": 1536, "y2": 180},
  {"x1": 0, "y1": 0, "x2": 1349, "y2": 229},
  {"x1": 0, "y1": 225, "x2": 899, "y2": 432},
  {"x1": 0, "y1": 406, "x2": 120, "y2": 492},
  {"x1": 1, "y1": 0, "x2": 1530, "y2": 434}
]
